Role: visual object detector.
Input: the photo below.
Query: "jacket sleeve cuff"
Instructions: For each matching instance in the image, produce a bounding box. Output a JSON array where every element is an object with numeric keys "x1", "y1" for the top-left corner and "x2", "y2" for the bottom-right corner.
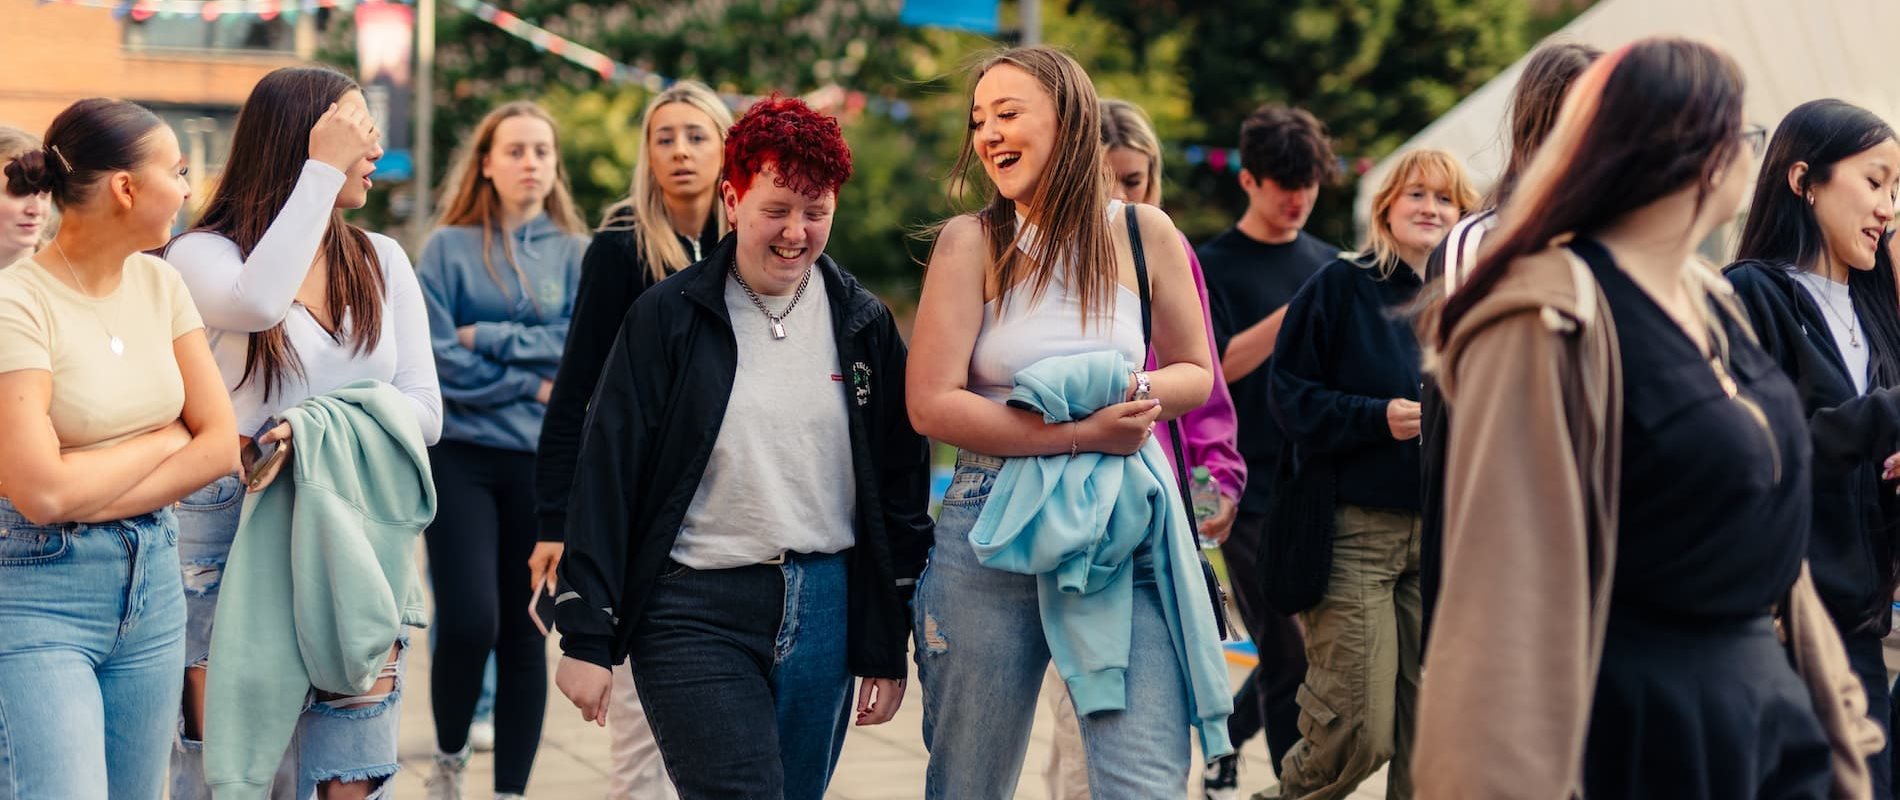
[
  {"x1": 537, "y1": 510, "x2": 567, "y2": 542},
  {"x1": 558, "y1": 632, "x2": 615, "y2": 669}
]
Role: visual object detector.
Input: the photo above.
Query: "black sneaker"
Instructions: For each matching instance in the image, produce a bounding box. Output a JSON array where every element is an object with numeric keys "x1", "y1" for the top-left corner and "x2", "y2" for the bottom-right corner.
[{"x1": 1204, "y1": 753, "x2": 1240, "y2": 800}]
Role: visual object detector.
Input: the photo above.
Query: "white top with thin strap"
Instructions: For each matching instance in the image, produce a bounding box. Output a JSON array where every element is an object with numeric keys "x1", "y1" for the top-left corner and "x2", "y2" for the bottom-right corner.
[{"x1": 967, "y1": 199, "x2": 1146, "y2": 402}]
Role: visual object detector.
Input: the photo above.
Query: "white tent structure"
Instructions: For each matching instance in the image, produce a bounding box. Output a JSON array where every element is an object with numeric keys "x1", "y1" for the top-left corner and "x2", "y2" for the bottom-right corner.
[{"x1": 1354, "y1": 0, "x2": 1900, "y2": 245}]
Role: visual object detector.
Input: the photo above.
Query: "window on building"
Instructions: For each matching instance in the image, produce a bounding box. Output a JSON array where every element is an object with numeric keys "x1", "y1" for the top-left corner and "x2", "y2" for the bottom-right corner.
[{"x1": 123, "y1": 16, "x2": 297, "y2": 54}]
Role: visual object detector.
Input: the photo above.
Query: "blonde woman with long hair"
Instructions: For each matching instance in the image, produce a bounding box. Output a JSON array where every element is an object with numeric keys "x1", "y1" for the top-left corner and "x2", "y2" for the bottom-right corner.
[
  {"x1": 530, "y1": 79, "x2": 730, "y2": 800},
  {"x1": 907, "y1": 47, "x2": 1227, "y2": 797},
  {"x1": 1259, "y1": 149, "x2": 1475, "y2": 799},
  {"x1": 416, "y1": 99, "x2": 589, "y2": 798},
  {"x1": 0, "y1": 126, "x2": 51, "y2": 266}
]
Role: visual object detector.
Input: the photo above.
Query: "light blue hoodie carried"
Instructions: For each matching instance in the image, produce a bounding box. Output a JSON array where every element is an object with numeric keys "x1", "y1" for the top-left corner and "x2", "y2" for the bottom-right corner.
[
  {"x1": 417, "y1": 215, "x2": 586, "y2": 452},
  {"x1": 969, "y1": 350, "x2": 1234, "y2": 760},
  {"x1": 203, "y1": 380, "x2": 436, "y2": 798}
]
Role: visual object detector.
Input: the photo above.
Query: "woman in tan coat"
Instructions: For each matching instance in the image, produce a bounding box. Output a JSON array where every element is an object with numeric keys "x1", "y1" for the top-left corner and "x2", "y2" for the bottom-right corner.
[{"x1": 1420, "y1": 37, "x2": 1878, "y2": 799}]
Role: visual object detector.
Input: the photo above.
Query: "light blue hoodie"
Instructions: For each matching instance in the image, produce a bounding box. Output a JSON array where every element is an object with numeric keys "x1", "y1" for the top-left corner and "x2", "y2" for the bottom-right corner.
[
  {"x1": 968, "y1": 350, "x2": 1234, "y2": 760},
  {"x1": 417, "y1": 215, "x2": 586, "y2": 452}
]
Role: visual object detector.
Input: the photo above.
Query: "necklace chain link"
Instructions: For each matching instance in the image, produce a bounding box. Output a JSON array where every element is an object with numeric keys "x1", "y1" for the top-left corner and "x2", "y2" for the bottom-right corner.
[
  {"x1": 50, "y1": 239, "x2": 125, "y2": 356},
  {"x1": 729, "y1": 257, "x2": 813, "y2": 341}
]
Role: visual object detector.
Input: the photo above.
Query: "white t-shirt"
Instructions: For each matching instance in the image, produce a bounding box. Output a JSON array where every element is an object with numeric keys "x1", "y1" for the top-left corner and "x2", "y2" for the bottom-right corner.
[
  {"x1": 670, "y1": 268, "x2": 857, "y2": 569},
  {"x1": 1793, "y1": 271, "x2": 1870, "y2": 395}
]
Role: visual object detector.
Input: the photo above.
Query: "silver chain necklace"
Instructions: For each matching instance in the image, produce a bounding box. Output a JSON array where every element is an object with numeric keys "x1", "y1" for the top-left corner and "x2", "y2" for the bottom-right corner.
[
  {"x1": 729, "y1": 257, "x2": 812, "y2": 340},
  {"x1": 50, "y1": 239, "x2": 125, "y2": 357}
]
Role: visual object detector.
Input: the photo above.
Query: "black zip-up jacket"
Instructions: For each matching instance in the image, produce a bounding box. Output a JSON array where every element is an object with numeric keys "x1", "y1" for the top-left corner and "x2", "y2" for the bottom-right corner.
[
  {"x1": 554, "y1": 235, "x2": 934, "y2": 677},
  {"x1": 1268, "y1": 255, "x2": 1424, "y2": 512},
  {"x1": 534, "y1": 207, "x2": 720, "y2": 541},
  {"x1": 1726, "y1": 260, "x2": 1900, "y2": 637}
]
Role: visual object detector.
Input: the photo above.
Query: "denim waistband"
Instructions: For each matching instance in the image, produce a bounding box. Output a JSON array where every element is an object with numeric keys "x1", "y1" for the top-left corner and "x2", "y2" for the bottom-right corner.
[
  {"x1": 954, "y1": 450, "x2": 1005, "y2": 471},
  {"x1": 0, "y1": 495, "x2": 169, "y2": 533}
]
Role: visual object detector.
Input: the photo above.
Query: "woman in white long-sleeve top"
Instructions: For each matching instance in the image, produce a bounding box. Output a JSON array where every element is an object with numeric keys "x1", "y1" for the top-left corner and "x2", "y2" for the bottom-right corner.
[{"x1": 163, "y1": 64, "x2": 441, "y2": 800}]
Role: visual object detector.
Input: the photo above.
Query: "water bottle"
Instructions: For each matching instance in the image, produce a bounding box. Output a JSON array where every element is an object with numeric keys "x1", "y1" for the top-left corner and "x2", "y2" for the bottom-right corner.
[{"x1": 1190, "y1": 466, "x2": 1222, "y2": 550}]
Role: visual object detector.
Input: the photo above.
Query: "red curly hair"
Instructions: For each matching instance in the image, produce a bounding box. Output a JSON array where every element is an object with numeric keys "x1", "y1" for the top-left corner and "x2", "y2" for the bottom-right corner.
[{"x1": 724, "y1": 94, "x2": 853, "y2": 201}]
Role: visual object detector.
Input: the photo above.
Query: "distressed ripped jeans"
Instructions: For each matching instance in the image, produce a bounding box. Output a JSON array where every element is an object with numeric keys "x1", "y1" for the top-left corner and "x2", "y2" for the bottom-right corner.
[
  {"x1": 913, "y1": 451, "x2": 1192, "y2": 799},
  {"x1": 171, "y1": 475, "x2": 407, "y2": 800}
]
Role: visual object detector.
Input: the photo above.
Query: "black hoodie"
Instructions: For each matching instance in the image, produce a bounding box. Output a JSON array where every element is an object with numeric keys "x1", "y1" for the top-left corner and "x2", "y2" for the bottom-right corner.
[{"x1": 1726, "y1": 260, "x2": 1900, "y2": 637}]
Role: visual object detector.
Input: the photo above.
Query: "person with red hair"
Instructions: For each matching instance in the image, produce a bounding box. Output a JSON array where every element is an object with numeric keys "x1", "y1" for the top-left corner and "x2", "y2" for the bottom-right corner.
[{"x1": 550, "y1": 95, "x2": 933, "y2": 799}]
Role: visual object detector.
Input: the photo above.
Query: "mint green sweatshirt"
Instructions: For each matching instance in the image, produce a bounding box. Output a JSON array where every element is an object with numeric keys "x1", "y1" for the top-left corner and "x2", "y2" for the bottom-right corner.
[{"x1": 203, "y1": 380, "x2": 436, "y2": 797}]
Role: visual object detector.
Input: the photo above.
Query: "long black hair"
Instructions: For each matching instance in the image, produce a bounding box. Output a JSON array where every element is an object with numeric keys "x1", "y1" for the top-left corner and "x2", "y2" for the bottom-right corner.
[
  {"x1": 1736, "y1": 99, "x2": 1900, "y2": 388},
  {"x1": 1852, "y1": 229, "x2": 1900, "y2": 388}
]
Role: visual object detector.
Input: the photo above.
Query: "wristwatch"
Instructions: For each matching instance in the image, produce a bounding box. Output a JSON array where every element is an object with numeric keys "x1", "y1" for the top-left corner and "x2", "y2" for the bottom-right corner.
[{"x1": 1131, "y1": 370, "x2": 1152, "y2": 402}]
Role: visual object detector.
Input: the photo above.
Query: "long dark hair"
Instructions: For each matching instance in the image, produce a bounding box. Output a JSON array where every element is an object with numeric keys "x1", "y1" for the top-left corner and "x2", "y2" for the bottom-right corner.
[
  {"x1": 183, "y1": 65, "x2": 384, "y2": 400},
  {"x1": 1736, "y1": 99, "x2": 1900, "y2": 387},
  {"x1": 1853, "y1": 230, "x2": 1900, "y2": 388},
  {"x1": 1492, "y1": 41, "x2": 1601, "y2": 207},
  {"x1": 1438, "y1": 38, "x2": 1746, "y2": 343}
]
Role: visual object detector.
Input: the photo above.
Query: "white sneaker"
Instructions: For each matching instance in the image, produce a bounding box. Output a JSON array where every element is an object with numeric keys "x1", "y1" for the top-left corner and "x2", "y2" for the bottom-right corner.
[
  {"x1": 469, "y1": 719, "x2": 496, "y2": 752},
  {"x1": 424, "y1": 746, "x2": 470, "y2": 800},
  {"x1": 495, "y1": 794, "x2": 525, "y2": 800}
]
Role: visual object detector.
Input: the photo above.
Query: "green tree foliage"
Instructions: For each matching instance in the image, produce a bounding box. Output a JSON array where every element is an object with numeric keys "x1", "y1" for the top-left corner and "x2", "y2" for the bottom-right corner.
[
  {"x1": 1078, "y1": 0, "x2": 1526, "y2": 246},
  {"x1": 325, "y1": 0, "x2": 1534, "y2": 295}
]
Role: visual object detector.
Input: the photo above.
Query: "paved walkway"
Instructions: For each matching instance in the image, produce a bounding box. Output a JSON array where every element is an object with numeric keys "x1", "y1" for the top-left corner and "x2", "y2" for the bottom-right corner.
[{"x1": 387, "y1": 638, "x2": 1388, "y2": 799}]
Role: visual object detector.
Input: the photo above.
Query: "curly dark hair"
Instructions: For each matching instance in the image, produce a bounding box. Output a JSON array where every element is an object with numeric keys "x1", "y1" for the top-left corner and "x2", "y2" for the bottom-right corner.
[
  {"x1": 724, "y1": 94, "x2": 853, "y2": 200},
  {"x1": 1237, "y1": 105, "x2": 1336, "y2": 190}
]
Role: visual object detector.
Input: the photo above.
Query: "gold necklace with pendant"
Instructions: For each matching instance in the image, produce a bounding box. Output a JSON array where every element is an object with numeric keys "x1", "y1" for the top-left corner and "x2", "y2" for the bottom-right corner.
[{"x1": 50, "y1": 239, "x2": 125, "y2": 357}]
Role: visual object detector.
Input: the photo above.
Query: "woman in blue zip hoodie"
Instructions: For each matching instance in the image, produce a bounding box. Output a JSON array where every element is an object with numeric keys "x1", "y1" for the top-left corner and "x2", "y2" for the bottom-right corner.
[{"x1": 416, "y1": 100, "x2": 588, "y2": 798}]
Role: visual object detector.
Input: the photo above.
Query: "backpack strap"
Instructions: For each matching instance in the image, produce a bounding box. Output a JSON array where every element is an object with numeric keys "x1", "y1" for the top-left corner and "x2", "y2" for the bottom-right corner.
[{"x1": 1125, "y1": 202, "x2": 1232, "y2": 639}]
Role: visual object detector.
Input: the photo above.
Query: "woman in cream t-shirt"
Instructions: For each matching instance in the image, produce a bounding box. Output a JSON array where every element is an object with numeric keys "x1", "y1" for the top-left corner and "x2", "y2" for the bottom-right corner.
[{"x1": 0, "y1": 98, "x2": 237, "y2": 798}]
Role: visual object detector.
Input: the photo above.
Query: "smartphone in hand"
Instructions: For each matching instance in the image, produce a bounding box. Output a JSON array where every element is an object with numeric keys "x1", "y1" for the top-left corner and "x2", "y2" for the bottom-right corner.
[
  {"x1": 241, "y1": 418, "x2": 289, "y2": 491},
  {"x1": 528, "y1": 574, "x2": 557, "y2": 637}
]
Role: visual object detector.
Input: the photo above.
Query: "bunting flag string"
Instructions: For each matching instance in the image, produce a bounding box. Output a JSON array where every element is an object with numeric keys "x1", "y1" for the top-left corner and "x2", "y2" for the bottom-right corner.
[
  {"x1": 39, "y1": 0, "x2": 407, "y2": 22},
  {"x1": 40, "y1": 0, "x2": 916, "y2": 122},
  {"x1": 1181, "y1": 145, "x2": 1376, "y2": 178},
  {"x1": 447, "y1": 0, "x2": 913, "y2": 122}
]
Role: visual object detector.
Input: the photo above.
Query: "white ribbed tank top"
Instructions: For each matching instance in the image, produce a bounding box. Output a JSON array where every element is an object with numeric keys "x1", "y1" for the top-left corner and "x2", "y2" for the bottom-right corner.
[{"x1": 967, "y1": 200, "x2": 1146, "y2": 402}]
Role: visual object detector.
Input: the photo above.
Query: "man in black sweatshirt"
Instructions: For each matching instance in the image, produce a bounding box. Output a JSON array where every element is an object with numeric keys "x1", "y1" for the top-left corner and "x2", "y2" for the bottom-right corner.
[{"x1": 1197, "y1": 104, "x2": 1341, "y2": 796}]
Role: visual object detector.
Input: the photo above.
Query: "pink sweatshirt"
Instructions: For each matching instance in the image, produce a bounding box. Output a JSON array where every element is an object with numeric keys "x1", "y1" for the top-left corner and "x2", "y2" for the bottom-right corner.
[{"x1": 1147, "y1": 232, "x2": 1246, "y2": 502}]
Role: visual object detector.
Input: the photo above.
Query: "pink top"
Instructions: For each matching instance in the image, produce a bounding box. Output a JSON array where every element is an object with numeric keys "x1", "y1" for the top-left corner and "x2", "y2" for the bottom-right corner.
[{"x1": 1148, "y1": 232, "x2": 1246, "y2": 503}]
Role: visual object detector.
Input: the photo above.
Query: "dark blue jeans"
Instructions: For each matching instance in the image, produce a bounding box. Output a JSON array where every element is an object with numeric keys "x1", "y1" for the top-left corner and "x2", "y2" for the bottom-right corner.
[{"x1": 630, "y1": 551, "x2": 853, "y2": 800}]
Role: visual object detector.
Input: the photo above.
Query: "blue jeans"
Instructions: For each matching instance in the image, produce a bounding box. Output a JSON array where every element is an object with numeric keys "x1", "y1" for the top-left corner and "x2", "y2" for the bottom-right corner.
[
  {"x1": 170, "y1": 475, "x2": 406, "y2": 800},
  {"x1": 915, "y1": 452, "x2": 1191, "y2": 799},
  {"x1": 630, "y1": 551, "x2": 854, "y2": 800},
  {"x1": 0, "y1": 497, "x2": 186, "y2": 800}
]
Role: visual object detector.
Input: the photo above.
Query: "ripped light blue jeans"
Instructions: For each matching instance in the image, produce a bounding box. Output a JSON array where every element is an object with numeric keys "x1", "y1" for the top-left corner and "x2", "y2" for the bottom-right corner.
[
  {"x1": 171, "y1": 475, "x2": 407, "y2": 800},
  {"x1": 0, "y1": 497, "x2": 185, "y2": 800},
  {"x1": 914, "y1": 452, "x2": 1192, "y2": 799}
]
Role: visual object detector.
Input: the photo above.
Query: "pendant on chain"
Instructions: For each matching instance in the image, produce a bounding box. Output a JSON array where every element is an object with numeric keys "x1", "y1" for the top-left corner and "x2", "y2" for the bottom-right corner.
[
  {"x1": 109, "y1": 336, "x2": 124, "y2": 356},
  {"x1": 771, "y1": 321, "x2": 787, "y2": 340}
]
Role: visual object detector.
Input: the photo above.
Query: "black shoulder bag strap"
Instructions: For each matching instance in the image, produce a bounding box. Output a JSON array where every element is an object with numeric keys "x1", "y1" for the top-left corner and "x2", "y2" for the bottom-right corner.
[{"x1": 1126, "y1": 203, "x2": 1232, "y2": 639}]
